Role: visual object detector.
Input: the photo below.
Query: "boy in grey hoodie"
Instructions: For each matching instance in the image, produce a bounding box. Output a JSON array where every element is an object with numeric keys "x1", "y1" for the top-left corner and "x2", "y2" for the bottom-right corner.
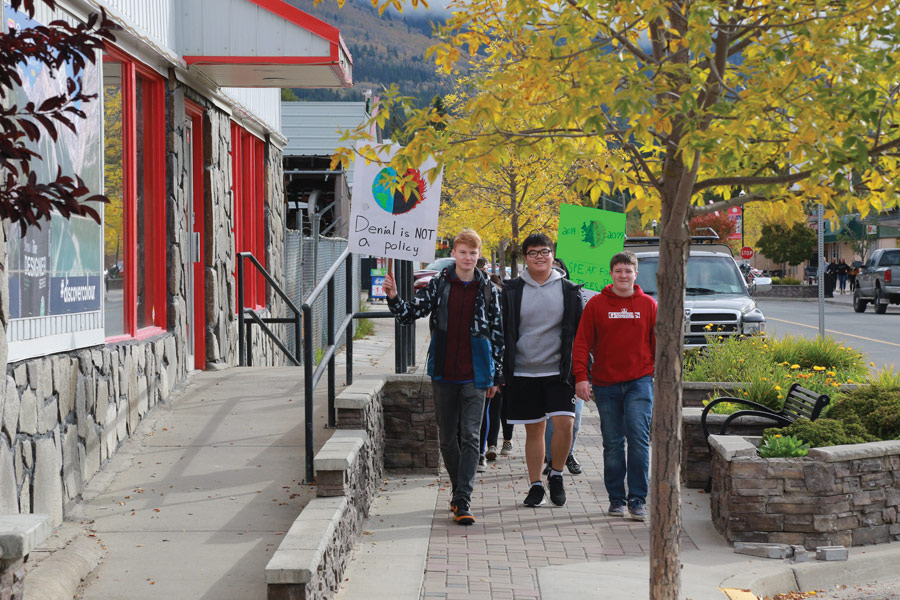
[{"x1": 501, "y1": 233, "x2": 583, "y2": 507}]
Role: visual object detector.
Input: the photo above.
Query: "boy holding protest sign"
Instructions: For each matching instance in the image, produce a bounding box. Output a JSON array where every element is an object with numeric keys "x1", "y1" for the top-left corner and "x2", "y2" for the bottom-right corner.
[{"x1": 383, "y1": 229, "x2": 504, "y2": 525}]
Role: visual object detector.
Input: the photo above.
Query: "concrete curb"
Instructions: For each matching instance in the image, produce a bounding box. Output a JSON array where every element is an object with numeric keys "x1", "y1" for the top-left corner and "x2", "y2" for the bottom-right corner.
[
  {"x1": 23, "y1": 532, "x2": 104, "y2": 600},
  {"x1": 740, "y1": 542, "x2": 900, "y2": 597}
]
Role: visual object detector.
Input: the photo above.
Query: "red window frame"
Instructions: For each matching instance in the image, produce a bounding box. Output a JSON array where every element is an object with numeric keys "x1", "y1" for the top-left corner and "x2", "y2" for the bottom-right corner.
[
  {"x1": 103, "y1": 45, "x2": 167, "y2": 342},
  {"x1": 231, "y1": 123, "x2": 267, "y2": 310}
]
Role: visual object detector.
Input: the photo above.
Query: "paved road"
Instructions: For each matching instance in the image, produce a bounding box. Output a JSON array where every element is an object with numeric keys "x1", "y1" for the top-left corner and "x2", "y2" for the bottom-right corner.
[
  {"x1": 811, "y1": 574, "x2": 900, "y2": 599},
  {"x1": 758, "y1": 298, "x2": 900, "y2": 370}
]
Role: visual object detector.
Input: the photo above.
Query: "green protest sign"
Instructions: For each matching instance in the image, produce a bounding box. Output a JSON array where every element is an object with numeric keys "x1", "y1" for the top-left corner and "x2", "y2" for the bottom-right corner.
[{"x1": 555, "y1": 204, "x2": 626, "y2": 292}]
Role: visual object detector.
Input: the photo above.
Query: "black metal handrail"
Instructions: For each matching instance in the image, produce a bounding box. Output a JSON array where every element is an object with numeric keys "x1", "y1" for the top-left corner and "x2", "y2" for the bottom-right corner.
[
  {"x1": 237, "y1": 252, "x2": 302, "y2": 366},
  {"x1": 302, "y1": 247, "x2": 355, "y2": 482},
  {"x1": 238, "y1": 246, "x2": 418, "y2": 484}
]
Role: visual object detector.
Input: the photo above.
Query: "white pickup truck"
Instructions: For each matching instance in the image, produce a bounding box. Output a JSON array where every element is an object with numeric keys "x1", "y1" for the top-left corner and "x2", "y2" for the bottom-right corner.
[{"x1": 853, "y1": 248, "x2": 900, "y2": 314}]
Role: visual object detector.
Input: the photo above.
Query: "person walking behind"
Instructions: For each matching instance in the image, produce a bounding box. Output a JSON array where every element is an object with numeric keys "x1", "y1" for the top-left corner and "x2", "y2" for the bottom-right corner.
[
  {"x1": 476, "y1": 263, "x2": 504, "y2": 465},
  {"x1": 502, "y1": 234, "x2": 583, "y2": 507},
  {"x1": 573, "y1": 251, "x2": 657, "y2": 521},
  {"x1": 383, "y1": 229, "x2": 504, "y2": 526},
  {"x1": 543, "y1": 258, "x2": 584, "y2": 475}
]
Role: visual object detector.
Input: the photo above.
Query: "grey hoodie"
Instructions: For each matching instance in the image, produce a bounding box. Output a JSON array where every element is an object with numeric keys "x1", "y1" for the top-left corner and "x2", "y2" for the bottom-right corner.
[{"x1": 514, "y1": 268, "x2": 564, "y2": 376}]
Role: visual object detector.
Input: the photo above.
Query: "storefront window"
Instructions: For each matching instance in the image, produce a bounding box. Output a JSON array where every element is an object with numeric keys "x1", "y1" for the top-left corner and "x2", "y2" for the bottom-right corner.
[
  {"x1": 232, "y1": 123, "x2": 266, "y2": 310},
  {"x1": 102, "y1": 47, "x2": 165, "y2": 339}
]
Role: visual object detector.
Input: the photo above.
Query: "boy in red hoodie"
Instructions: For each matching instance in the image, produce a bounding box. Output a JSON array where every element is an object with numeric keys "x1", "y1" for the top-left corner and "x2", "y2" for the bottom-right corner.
[{"x1": 573, "y1": 251, "x2": 656, "y2": 521}]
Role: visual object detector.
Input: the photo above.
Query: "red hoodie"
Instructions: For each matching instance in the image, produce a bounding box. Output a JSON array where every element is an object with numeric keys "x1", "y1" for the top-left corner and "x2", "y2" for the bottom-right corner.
[{"x1": 573, "y1": 284, "x2": 657, "y2": 386}]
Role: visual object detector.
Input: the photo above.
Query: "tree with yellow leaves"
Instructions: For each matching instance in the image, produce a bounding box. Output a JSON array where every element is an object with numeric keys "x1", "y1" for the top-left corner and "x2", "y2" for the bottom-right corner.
[
  {"x1": 440, "y1": 153, "x2": 576, "y2": 277},
  {"x1": 334, "y1": 2, "x2": 900, "y2": 597}
]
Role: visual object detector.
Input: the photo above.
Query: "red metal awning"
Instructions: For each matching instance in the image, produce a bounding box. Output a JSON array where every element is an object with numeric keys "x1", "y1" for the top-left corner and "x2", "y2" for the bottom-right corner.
[{"x1": 182, "y1": 0, "x2": 352, "y2": 88}]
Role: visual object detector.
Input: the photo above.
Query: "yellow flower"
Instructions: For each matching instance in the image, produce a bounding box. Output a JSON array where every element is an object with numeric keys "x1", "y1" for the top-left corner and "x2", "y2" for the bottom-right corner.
[
  {"x1": 813, "y1": 366, "x2": 826, "y2": 371},
  {"x1": 791, "y1": 364, "x2": 800, "y2": 370},
  {"x1": 704, "y1": 323, "x2": 714, "y2": 331},
  {"x1": 847, "y1": 379, "x2": 854, "y2": 383},
  {"x1": 777, "y1": 394, "x2": 783, "y2": 399},
  {"x1": 870, "y1": 361, "x2": 875, "y2": 367},
  {"x1": 774, "y1": 434, "x2": 782, "y2": 438},
  {"x1": 775, "y1": 385, "x2": 782, "y2": 391},
  {"x1": 827, "y1": 371, "x2": 836, "y2": 376}
]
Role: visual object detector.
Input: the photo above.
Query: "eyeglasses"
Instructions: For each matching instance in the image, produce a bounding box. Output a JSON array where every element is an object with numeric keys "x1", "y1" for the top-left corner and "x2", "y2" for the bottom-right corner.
[{"x1": 525, "y1": 249, "x2": 552, "y2": 258}]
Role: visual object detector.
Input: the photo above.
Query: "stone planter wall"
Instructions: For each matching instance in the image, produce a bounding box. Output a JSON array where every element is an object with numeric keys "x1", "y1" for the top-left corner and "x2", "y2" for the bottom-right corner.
[
  {"x1": 266, "y1": 374, "x2": 438, "y2": 599},
  {"x1": 682, "y1": 382, "x2": 742, "y2": 408},
  {"x1": 381, "y1": 374, "x2": 439, "y2": 473},
  {"x1": 756, "y1": 285, "x2": 817, "y2": 298},
  {"x1": 709, "y1": 435, "x2": 900, "y2": 549},
  {"x1": 682, "y1": 407, "x2": 772, "y2": 488}
]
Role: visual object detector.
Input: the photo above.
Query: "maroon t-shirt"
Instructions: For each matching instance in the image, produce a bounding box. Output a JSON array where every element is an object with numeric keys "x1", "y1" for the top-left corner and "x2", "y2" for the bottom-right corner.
[{"x1": 442, "y1": 277, "x2": 477, "y2": 382}]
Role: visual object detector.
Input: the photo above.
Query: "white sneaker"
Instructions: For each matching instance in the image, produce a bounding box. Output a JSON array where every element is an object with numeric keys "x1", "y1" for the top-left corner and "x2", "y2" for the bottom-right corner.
[
  {"x1": 500, "y1": 440, "x2": 513, "y2": 456},
  {"x1": 485, "y1": 445, "x2": 498, "y2": 461}
]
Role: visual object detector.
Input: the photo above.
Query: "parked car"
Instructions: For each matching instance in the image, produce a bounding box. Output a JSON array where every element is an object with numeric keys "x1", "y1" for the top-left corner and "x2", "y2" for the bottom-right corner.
[
  {"x1": 626, "y1": 238, "x2": 772, "y2": 348},
  {"x1": 414, "y1": 257, "x2": 455, "y2": 281},
  {"x1": 852, "y1": 248, "x2": 900, "y2": 314}
]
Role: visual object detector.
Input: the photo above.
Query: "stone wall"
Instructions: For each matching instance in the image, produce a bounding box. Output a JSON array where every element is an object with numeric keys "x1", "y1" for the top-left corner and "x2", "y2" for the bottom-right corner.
[
  {"x1": 0, "y1": 556, "x2": 25, "y2": 600},
  {"x1": 709, "y1": 435, "x2": 900, "y2": 549},
  {"x1": 756, "y1": 285, "x2": 817, "y2": 298},
  {"x1": 381, "y1": 374, "x2": 439, "y2": 473},
  {"x1": 682, "y1": 407, "x2": 773, "y2": 488},
  {"x1": 1, "y1": 80, "x2": 289, "y2": 525},
  {"x1": 1, "y1": 338, "x2": 177, "y2": 524}
]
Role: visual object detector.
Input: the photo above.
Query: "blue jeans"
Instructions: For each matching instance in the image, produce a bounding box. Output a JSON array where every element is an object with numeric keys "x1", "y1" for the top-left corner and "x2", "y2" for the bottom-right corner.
[
  {"x1": 593, "y1": 376, "x2": 653, "y2": 507},
  {"x1": 545, "y1": 397, "x2": 583, "y2": 461}
]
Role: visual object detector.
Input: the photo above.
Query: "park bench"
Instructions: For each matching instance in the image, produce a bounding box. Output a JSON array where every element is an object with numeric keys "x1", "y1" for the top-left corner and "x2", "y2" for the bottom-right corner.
[{"x1": 700, "y1": 382, "x2": 831, "y2": 441}]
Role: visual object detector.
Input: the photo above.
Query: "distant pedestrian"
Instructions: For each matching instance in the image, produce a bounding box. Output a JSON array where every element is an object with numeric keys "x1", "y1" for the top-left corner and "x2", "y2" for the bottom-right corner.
[
  {"x1": 836, "y1": 258, "x2": 849, "y2": 294},
  {"x1": 849, "y1": 261, "x2": 860, "y2": 290},
  {"x1": 501, "y1": 234, "x2": 583, "y2": 508},
  {"x1": 383, "y1": 229, "x2": 504, "y2": 526},
  {"x1": 573, "y1": 251, "x2": 657, "y2": 521},
  {"x1": 825, "y1": 259, "x2": 838, "y2": 298}
]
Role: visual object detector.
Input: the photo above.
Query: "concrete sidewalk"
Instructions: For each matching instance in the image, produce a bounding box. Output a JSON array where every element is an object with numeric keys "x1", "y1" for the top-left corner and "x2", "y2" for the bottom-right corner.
[
  {"x1": 338, "y1": 398, "x2": 900, "y2": 600},
  {"x1": 23, "y1": 314, "x2": 429, "y2": 600}
]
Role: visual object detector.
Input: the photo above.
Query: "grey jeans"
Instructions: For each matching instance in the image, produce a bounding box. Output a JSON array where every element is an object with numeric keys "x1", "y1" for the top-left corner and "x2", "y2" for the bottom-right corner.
[{"x1": 432, "y1": 380, "x2": 486, "y2": 502}]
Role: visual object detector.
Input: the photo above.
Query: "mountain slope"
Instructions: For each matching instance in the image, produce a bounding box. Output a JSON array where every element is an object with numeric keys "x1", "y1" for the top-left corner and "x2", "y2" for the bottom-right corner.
[{"x1": 285, "y1": 0, "x2": 449, "y2": 105}]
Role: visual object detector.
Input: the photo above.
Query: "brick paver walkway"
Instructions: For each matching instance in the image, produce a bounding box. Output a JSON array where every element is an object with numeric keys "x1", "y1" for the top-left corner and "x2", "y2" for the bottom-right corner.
[{"x1": 420, "y1": 408, "x2": 697, "y2": 600}]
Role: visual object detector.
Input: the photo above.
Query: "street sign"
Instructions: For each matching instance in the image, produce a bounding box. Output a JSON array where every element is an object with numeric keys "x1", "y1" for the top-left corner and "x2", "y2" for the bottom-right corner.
[
  {"x1": 740, "y1": 246, "x2": 754, "y2": 260},
  {"x1": 370, "y1": 268, "x2": 387, "y2": 299}
]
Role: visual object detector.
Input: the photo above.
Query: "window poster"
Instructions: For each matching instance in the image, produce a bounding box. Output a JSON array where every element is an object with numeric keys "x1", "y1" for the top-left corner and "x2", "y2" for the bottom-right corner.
[{"x1": 5, "y1": 5, "x2": 104, "y2": 322}]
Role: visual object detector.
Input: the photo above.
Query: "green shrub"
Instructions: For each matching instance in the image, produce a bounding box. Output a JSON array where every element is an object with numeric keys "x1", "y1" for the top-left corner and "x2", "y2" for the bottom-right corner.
[
  {"x1": 830, "y1": 385, "x2": 900, "y2": 441},
  {"x1": 769, "y1": 335, "x2": 866, "y2": 373},
  {"x1": 758, "y1": 434, "x2": 809, "y2": 458},
  {"x1": 771, "y1": 277, "x2": 802, "y2": 285},
  {"x1": 684, "y1": 334, "x2": 866, "y2": 411},
  {"x1": 764, "y1": 418, "x2": 876, "y2": 448}
]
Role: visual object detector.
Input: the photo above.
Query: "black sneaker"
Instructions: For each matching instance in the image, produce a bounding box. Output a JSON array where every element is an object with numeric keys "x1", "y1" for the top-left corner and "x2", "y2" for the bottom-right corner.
[
  {"x1": 565, "y1": 454, "x2": 583, "y2": 475},
  {"x1": 523, "y1": 485, "x2": 546, "y2": 507},
  {"x1": 548, "y1": 474, "x2": 566, "y2": 507},
  {"x1": 453, "y1": 499, "x2": 475, "y2": 525}
]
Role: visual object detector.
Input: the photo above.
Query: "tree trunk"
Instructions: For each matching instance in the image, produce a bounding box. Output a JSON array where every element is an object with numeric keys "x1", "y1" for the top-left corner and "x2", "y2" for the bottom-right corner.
[{"x1": 650, "y1": 188, "x2": 691, "y2": 600}]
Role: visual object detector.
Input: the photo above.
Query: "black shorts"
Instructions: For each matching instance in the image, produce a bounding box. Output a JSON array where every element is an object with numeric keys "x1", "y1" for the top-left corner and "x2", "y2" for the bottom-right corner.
[{"x1": 505, "y1": 375, "x2": 576, "y2": 424}]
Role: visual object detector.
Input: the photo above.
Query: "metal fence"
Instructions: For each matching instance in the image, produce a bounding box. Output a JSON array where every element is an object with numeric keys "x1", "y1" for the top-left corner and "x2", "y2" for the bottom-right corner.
[{"x1": 284, "y1": 230, "x2": 360, "y2": 360}]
